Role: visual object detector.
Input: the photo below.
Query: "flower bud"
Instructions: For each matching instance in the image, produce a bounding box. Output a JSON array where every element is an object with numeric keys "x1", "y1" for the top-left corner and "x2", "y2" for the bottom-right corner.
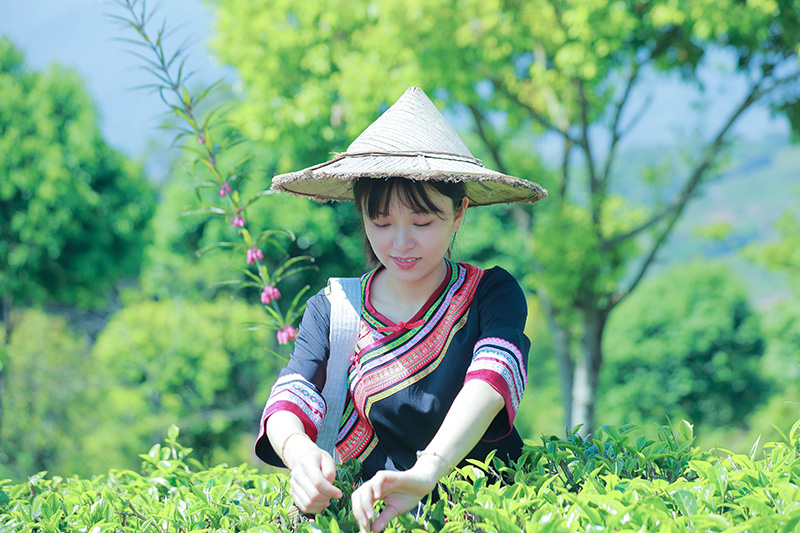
[
  {"x1": 261, "y1": 284, "x2": 281, "y2": 304},
  {"x1": 277, "y1": 325, "x2": 298, "y2": 345}
]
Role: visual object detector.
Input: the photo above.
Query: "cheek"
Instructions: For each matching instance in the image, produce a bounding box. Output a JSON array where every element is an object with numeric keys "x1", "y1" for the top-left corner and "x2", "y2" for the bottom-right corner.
[{"x1": 365, "y1": 229, "x2": 388, "y2": 253}]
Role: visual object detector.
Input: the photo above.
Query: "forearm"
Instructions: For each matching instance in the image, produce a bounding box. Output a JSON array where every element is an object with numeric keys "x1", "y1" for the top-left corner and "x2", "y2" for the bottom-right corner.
[
  {"x1": 413, "y1": 380, "x2": 505, "y2": 480},
  {"x1": 266, "y1": 410, "x2": 312, "y2": 469}
]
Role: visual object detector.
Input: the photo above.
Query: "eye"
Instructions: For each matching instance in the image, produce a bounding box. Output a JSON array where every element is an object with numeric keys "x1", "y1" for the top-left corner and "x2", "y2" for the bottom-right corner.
[
  {"x1": 372, "y1": 221, "x2": 390, "y2": 229},
  {"x1": 414, "y1": 221, "x2": 432, "y2": 228}
]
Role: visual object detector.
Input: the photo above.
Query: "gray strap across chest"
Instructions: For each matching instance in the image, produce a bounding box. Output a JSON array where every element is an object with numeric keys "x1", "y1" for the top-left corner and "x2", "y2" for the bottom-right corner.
[{"x1": 317, "y1": 277, "x2": 362, "y2": 458}]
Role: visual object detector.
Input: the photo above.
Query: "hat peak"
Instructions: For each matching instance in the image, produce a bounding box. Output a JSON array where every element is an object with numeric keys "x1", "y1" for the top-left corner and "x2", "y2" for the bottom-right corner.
[{"x1": 347, "y1": 86, "x2": 473, "y2": 157}]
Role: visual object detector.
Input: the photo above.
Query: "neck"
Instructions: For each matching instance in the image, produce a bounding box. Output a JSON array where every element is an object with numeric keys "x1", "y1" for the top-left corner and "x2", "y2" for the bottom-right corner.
[{"x1": 373, "y1": 259, "x2": 449, "y2": 317}]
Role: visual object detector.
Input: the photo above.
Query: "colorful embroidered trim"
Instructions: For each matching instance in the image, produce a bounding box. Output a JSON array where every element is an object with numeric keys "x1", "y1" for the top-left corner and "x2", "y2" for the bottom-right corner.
[
  {"x1": 263, "y1": 373, "x2": 326, "y2": 441},
  {"x1": 333, "y1": 262, "x2": 484, "y2": 462},
  {"x1": 466, "y1": 337, "x2": 527, "y2": 423}
]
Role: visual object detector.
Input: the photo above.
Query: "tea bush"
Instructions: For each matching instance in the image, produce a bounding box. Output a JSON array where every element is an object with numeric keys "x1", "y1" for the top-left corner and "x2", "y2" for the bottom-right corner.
[{"x1": 2, "y1": 420, "x2": 799, "y2": 532}]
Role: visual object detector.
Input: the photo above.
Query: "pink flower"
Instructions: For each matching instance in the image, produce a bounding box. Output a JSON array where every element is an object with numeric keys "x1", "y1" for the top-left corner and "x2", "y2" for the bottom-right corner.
[
  {"x1": 231, "y1": 215, "x2": 245, "y2": 227},
  {"x1": 197, "y1": 134, "x2": 206, "y2": 144},
  {"x1": 246, "y1": 247, "x2": 264, "y2": 265},
  {"x1": 277, "y1": 325, "x2": 298, "y2": 344},
  {"x1": 261, "y1": 285, "x2": 281, "y2": 304},
  {"x1": 219, "y1": 183, "x2": 232, "y2": 197}
]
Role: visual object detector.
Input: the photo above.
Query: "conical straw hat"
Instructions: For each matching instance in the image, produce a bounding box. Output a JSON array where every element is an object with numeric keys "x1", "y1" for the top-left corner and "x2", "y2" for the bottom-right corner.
[{"x1": 271, "y1": 86, "x2": 547, "y2": 206}]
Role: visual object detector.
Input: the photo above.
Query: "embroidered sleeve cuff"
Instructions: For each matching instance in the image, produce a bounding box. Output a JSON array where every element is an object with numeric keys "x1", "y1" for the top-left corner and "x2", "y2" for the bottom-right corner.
[
  {"x1": 259, "y1": 373, "x2": 327, "y2": 442},
  {"x1": 465, "y1": 338, "x2": 527, "y2": 431}
]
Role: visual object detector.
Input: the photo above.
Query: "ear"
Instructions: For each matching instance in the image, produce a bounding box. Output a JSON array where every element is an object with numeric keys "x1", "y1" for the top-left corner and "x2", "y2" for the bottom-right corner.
[{"x1": 452, "y1": 196, "x2": 469, "y2": 232}]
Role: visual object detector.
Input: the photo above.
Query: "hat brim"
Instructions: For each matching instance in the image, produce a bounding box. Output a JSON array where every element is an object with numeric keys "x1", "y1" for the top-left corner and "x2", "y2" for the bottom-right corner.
[{"x1": 271, "y1": 153, "x2": 547, "y2": 207}]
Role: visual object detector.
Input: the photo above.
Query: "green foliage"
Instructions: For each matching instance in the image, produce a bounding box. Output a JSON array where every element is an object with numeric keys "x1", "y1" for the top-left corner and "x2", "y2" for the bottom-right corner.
[
  {"x1": 86, "y1": 298, "x2": 282, "y2": 473},
  {"x1": 140, "y1": 170, "x2": 364, "y2": 302},
  {"x1": 112, "y1": 0, "x2": 370, "y2": 352},
  {"x1": 3, "y1": 421, "x2": 799, "y2": 532},
  {"x1": 207, "y1": 0, "x2": 800, "y2": 436},
  {"x1": 738, "y1": 200, "x2": 800, "y2": 446},
  {"x1": 209, "y1": 0, "x2": 800, "y2": 176},
  {"x1": 0, "y1": 37, "x2": 155, "y2": 310},
  {"x1": 0, "y1": 310, "x2": 99, "y2": 482},
  {"x1": 601, "y1": 262, "x2": 768, "y2": 428},
  {"x1": 532, "y1": 197, "x2": 646, "y2": 314},
  {"x1": 746, "y1": 204, "x2": 800, "y2": 292}
]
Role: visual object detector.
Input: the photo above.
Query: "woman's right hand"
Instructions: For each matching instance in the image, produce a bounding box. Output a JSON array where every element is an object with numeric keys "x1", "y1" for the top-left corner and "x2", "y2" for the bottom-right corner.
[{"x1": 283, "y1": 435, "x2": 343, "y2": 514}]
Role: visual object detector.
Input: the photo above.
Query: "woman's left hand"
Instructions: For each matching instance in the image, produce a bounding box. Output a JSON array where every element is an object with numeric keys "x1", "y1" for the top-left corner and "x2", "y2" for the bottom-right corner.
[{"x1": 351, "y1": 455, "x2": 448, "y2": 532}]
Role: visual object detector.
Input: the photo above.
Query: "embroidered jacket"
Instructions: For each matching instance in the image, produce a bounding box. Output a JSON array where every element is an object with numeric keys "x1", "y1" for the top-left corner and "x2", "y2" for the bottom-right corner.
[{"x1": 255, "y1": 261, "x2": 530, "y2": 479}]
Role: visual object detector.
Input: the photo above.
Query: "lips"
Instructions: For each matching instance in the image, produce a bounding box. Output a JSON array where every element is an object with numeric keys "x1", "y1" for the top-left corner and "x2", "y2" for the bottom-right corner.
[{"x1": 392, "y1": 256, "x2": 419, "y2": 270}]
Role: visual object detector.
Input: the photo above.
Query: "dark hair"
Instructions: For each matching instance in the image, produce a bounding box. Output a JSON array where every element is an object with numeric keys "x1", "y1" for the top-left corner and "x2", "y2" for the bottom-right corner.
[{"x1": 353, "y1": 177, "x2": 467, "y2": 268}]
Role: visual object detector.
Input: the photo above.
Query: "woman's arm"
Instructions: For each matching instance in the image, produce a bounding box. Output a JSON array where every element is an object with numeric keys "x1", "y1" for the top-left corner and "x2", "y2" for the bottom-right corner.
[
  {"x1": 351, "y1": 379, "x2": 505, "y2": 532},
  {"x1": 266, "y1": 411, "x2": 343, "y2": 513}
]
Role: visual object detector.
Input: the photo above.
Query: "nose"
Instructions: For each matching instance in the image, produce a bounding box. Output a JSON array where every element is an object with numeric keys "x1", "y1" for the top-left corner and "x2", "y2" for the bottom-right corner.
[{"x1": 393, "y1": 225, "x2": 415, "y2": 252}]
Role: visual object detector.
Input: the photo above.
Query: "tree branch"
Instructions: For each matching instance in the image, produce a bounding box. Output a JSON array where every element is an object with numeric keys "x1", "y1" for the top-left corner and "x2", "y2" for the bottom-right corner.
[
  {"x1": 617, "y1": 91, "x2": 654, "y2": 143},
  {"x1": 600, "y1": 65, "x2": 641, "y2": 195},
  {"x1": 492, "y1": 78, "x2": 580, "y2": 144},
  {"x1": 468, "y1": 104, "x2": 509, "y2": 175},
  {"x1": 576, "y1": 80, "x2": 600, "y2": 229},
  {"x1": 610, "y1": 76, "x2": 767, "y2": 309},
  {"x1": 468, "y1": 104, "x2": 535, "y2": 233},
  {"x1": 603, "y1": 202, "x2": 673, "y2": 250},
  {"x1": 604, "y1": 66, "x2": 798, "y2": 254},
  {"x1": 561, "y1": 137, "x2": 574, "y2": 200}
]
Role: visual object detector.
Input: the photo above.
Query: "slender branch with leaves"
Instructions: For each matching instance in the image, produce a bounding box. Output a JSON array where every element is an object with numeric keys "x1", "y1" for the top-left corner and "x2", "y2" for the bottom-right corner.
[{"x1": 109, "y1": 0, "x2": 314, "y2": 355}]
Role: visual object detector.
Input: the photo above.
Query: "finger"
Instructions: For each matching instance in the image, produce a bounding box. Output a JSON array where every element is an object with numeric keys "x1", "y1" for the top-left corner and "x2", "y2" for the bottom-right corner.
[
  {"x1": 319, "y1": 454, "x2": 343, "y2": 497},
  {"x1": 291, "y1": 468, "x2": 333, "y2": 513},
  {"x1": 295, "y1": 461, "x2": 341, "y2": 500},
  {"x1": 370, "y1": 470, "x2": 399, "y2": 499},
  {"x1": 288, "y1": 481, "x2": 312, "y2": 513},
  {"x1": 352, "y1": 480, "x2": 378, "y2": 530},
  {"x1": 351, "y1": 483, "x2": 371, "y2": 529},
  {"x1": 373, "y1": 505, "x2": 402, "y2": 532}
]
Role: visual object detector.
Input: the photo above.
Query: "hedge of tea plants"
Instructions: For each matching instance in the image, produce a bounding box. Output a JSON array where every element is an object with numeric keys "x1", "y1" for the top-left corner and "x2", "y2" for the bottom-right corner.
[{"x1": 2, "y1": 421, "x2": 799, "y2": 532}]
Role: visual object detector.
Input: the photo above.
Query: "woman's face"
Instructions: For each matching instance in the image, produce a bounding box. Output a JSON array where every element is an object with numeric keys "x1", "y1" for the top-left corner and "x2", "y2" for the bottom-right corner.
[{"x1": 363, "y1": 186, "x2": 467, "y2": 289}]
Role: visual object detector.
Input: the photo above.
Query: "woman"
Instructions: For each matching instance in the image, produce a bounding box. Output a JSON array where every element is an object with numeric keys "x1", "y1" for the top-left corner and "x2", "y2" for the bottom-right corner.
[{"x1": 255, "y1": 87, "x2": 546, "y2": 532}]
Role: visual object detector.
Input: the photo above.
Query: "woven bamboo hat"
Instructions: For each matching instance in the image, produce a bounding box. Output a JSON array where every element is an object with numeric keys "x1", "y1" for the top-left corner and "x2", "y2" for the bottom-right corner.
[{"x1": 271, "y1": 86, "x2": 547, "y2": 206}]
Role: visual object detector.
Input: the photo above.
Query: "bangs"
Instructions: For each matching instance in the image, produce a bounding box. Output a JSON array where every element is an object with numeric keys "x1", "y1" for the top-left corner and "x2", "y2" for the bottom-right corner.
[{"x1": 354, "y1": 177, "x2": 463, "y2": 219}]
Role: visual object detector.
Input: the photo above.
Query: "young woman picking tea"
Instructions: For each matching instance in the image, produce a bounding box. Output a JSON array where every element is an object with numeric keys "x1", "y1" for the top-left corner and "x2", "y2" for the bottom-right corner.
[{"x1": 254, "y1": 87, "x2": 547, "y2": 532}]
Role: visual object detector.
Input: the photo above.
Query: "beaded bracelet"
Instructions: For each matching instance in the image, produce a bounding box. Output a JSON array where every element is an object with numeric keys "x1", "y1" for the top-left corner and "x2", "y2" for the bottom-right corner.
[
  {"x1": 280, "y1": 432, "x2": 310, "y2": 467},
  {"x1": 416, "y1": 449, "x2": 455, "y2": 473}
]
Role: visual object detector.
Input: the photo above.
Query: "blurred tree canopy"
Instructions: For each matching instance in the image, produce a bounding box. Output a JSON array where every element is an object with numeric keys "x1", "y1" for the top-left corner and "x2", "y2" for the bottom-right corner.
[
  {"x1": 86, "y1": 297, "x2": 284, "y2": 472},
  {"x1": 0, "y1": 37, "x2": 155, "y2": 445},
  {"x1": 600, "y1": 262, "x2": 768, "y2": 428},
  {"x1": 140, "y1": 163, "x2": 364, "y2": 304},
  {"x1": 0, "y1": 37, "x2": 155, "y2": 322},
  {"x1": 208, "y1": 0, "x2": 800, "y2": 433},
  {"x1": 0, "y1": 310, "x2": 98, "y2": 481},
  {"x1": 742, "y1": 198, "x2": 800, "y2": 442}
]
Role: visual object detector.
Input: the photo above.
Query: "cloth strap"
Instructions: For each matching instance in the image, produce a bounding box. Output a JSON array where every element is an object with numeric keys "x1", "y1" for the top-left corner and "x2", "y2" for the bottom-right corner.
[{"x1": 318, "y1": 277, "x2": 362, "y2": 460}]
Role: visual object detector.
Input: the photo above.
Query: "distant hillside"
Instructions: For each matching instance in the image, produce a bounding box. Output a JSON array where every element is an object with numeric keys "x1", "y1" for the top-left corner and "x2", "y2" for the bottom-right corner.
[{"x1": 624, "y1": 136, "x2": 799, "y2": 307}]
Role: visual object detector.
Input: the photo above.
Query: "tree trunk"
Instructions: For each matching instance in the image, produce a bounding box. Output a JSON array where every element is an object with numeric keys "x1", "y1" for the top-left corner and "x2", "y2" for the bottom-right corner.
[
  {"x1": 570, "y1": 308, "x2": 607, "y2": 437},
  {"x1": 0, "y1": 294, "x2": 11, "y2": 440},
  {"x1": 539, "y1": 292, "x2": 575, "y2": 429}
]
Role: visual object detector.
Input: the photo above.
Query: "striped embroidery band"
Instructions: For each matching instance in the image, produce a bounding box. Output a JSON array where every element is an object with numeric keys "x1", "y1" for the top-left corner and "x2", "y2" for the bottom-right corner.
[
  {"x1": 467, "y1": 337, "x2": 527, "y2": 416},
  {"x1": 264, "y1": 373, "x2": 326, "y2": 435}
]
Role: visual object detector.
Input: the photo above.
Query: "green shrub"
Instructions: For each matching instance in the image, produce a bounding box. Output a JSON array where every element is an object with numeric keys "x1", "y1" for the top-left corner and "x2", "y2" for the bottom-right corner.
[
  {"x1": 602, "y1": 262, "x2": 769, "y2": 430},
  {"x1": 2, "y1": 420, "x2": 799, "y2": 532},
  {"x1": 0, "y1": 310, "x2": 97, "y2": 482},
  {"x1": 86, "y1": 298, "x2": 282, "y2": 474}
]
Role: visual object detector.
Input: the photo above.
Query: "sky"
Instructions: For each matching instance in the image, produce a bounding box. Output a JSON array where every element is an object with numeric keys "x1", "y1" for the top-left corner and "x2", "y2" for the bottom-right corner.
[
  {"x1": 0, "y1": 0, "x2": 230, "y2": 177},
  {"x1": 0, "y1": 0, "x2": 792, "y2": 177}
]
